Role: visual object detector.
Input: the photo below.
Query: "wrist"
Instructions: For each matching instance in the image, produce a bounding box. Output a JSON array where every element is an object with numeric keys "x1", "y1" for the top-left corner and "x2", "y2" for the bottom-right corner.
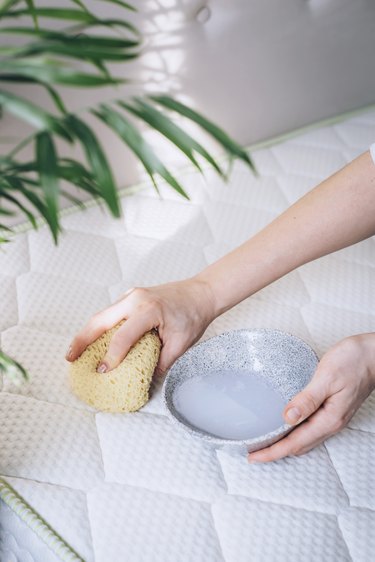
[
  {"x1": 188, "y1": 274, "x2": 218, "y2": 324},
  {"x1": 357, "y1": 333, "x2": 375, "y2": 385}
]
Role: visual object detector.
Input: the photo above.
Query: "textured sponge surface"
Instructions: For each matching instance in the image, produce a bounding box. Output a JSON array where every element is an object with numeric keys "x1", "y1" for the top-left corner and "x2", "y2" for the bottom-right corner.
[{"x1": 69, "y1": 324, "x2": 161, "y2": 413}]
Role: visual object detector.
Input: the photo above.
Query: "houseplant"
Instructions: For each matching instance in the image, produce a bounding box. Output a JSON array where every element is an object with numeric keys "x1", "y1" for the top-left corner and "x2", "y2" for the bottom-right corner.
[{"x1": 0, "y1": 0, "x2": 256, "y2": 381}]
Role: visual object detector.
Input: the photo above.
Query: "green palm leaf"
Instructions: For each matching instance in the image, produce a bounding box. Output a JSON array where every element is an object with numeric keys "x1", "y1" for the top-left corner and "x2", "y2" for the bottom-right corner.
[
  {"x1": 12, "y1": 39, "x2": 140, "y2": 62},
  {"x1": 0, "y1": 90, "x2": 72, "y2": 140},
  {"x1": 0, "y1": 0, "x2": 22, "y2": 15},
  {"x1": 93, "y1": 103, "x2": 189, "y2": 198},
  {"x1": 0, "y1": 59, "x2": 124, "y2": 87},
  {"x1": 0, "y1": 349, "x2": 28, "y2": 385},
  {"x1": 0, "y1": 188, "x2": 37, "y2": 228},
  {"x1": 0, "y1": 75, "x2": 68, "y2": 113},
  {"x1": 36, "y1": 131, "x2": 60, "y2": 241},
  {"x1": 25, "y1": 0, "x2": 37, "y2": 28},
  {"x1": 3, "y1": 8, "x2": 140, "y2": 36},
  {"x1": 65, "y1": 114, "x2": 120, "y2": 216},
  {"x1": 150, "y1": 95, "x2": 257, "y2": 174},
  {"x1": 0, "y1": 27, "x2": 140, "y2": 50},
  {"x1": 1, "y1": 175, "x2": 52, "y2": 232},
  {"x1": 0, "y1": 206, "x2": 15, "y2": 216},
  {"x1": 99, "y1": 0, "x2": 136, "y2": 11},
  {"x1": 124, "y1": 99, "x2": 227, "y2": 178}
]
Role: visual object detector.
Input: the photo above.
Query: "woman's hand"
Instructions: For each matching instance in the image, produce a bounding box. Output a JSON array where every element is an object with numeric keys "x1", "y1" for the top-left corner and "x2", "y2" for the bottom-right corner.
[
  {"x1": 66, "y1": 278, "x2": 215, "y2": 375},
  {"x1": 248, "y1": 333, "x2": 375, "y2": 463}
]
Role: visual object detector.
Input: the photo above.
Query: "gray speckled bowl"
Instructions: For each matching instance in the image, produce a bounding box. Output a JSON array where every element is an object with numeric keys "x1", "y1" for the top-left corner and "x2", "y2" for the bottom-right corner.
[{"x1": 162, "y1": 329, "x2": 318, "y2": 454}]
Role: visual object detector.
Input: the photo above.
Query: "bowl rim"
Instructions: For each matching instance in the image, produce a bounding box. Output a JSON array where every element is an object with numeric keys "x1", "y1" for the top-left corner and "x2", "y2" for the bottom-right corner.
[{"x1": 162, "y1": 328, "x2": 318, "y2": 446}]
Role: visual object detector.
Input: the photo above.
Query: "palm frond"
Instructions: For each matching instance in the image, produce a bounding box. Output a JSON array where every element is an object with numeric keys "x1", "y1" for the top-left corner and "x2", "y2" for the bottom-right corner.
[
  {"x1": 0, "y1": 349, "x2": 28, "y2": 385},
  {"x1": 150, "y1": 95, "x2": 256, "y2": 174},
  {"x1": 65, "y1": 114, "x2": 121, "y2": 216},
  {"x1": 36, "y1": 131, "x2": 60, "y2": 241},
  {"x1": 119, "y1": 98, "x2": 224, "y2": 177},
  {"x1": 0, "y1": 0, "x2": 255, "y2": 246},
  {"x1": 0, "y1": 90, "x2": 73, "y2": 140},
  {"x1": 93, "y1": 103, "x2": 189, "y2": 198}
]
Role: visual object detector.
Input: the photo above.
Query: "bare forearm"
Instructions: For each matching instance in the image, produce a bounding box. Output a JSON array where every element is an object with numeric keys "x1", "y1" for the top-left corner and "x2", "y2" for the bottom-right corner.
[{"x1": 196, "y1": 150, "x2": 375, "y2": 317}]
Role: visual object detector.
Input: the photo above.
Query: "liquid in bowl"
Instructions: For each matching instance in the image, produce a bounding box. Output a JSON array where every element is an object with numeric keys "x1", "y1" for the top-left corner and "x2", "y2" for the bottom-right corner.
[{"x1": 172, "y1": 369, "x2": 287, "y2": 441}]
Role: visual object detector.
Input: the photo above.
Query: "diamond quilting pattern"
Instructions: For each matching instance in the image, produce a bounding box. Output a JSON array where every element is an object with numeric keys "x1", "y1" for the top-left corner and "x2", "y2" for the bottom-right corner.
[
  {"x1": 114, "y1": 235, "x2": 208, "y2": 287},
  {"x1": 348, "y1": 393, "x2": 375, "y2": 434},
  {"x1": 212, "y1": 495, "x2": 351, "y2": 562},
  {"x1": 122, "y1": 195, "x2": 213, "y2": 246},
  {"x1": 271, "y1": 143, "x2": 347, "y2": 179},
  {"x1": 211, "y1": 298, "x2": 315, "y2": 349},
  {"x1": 299, "y1": 257, "x2": 374, "y2": 314},
  {"x1": 325, "y1": 429, "x2": 375, "y2": 510},
  {"x1": 87, "y1": 484, "x2": 224, "y2": 562},
  {"x1": 203, "y1": 201, "x2": 276, "y2": 247},
  {"x1": 217, "y1": 444, "x2": 348, "y2": 514},
  {"x1": 0, "y1": 394, "x2": 103, "y2": 490},
  {"x1": 1, "y1": 326, "x2": 90, "y2": 410},
  {"x1": 60, "y1": 203, "x2": 127, "y2": 238},
  {"x1": 16, "y1": 272, "x2": 110, "y2": 336},
  {"x1": 301, "y1": 302, "x2": 375, "y2": 356},
  {"x1": 0, "y1": 276, "x2": 18, "y2": 332},
  {"x1": 0, "y1": 234, "x2": 29, "y2": 277},
  {"x1": 96, "y1": 412, "x2": 226, "y2": 502},
  {"x1": 0, "y1": 110, "x2": 375, "y2": 561},
  {"x1": 338, "y1": 507, "x2": 375, "y2": 562},
  {"x1": 28, "y1": 229, "x2": 122, "y2": 286},
  {"x1": 202, "y1": 164, "x2": 288, "y2": 213}
]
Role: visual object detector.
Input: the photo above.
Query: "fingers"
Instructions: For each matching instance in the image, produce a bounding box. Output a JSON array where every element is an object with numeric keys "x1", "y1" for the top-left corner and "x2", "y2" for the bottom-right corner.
[
  {"x1": 66, "y1": 288, "x2": 153, "y2": 362},
  {"x1": 283, "y1": 370, "x2": 327, "y2": 426},
  {"x1": 97, "y1": 311, "x2": 159, "y2": 373},
  {"x1": 248, "y1": 406, "x2": 337, "y2": 463},
  {"x1": 66, "y1": 299, "x2": 134, "y2": 362}
]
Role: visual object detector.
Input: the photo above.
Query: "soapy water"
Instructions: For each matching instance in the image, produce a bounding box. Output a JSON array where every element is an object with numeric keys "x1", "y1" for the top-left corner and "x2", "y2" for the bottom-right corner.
[{"x1": 172, "y1": 370, "x2": 287, "y2": 440}]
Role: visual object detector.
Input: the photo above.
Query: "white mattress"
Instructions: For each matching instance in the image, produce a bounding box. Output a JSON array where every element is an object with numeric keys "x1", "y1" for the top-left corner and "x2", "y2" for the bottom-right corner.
[{"x1": 1, "y1": 110, "x2": 375, "y2": 562}]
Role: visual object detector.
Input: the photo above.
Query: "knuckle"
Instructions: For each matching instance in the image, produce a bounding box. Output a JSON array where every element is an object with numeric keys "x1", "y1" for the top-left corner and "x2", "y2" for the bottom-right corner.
[
  {"x1": 131, "y1": 287, "x2": 149, "y2": 300},
  {"x1": 301, "y1": 391, "x2": 320, "y2": 413},
  {"x1": 109, "y1": 331, "x2": 127, "y2": 350},
  {"x1": 339, "y1": 336, "x2": 358, "y2": 353},
  {"x1": 86, "y1": 312, "x2": 103, "y2": 331},
  {"x1": 140, "y1": 298, "x2": 162, "y2": 316},
  {"x1": 73, "y1": 332, "x2": 87, "y2": 348},
  {"x1": 289, "y1": 447, "x2": 302, "y2": 457}
]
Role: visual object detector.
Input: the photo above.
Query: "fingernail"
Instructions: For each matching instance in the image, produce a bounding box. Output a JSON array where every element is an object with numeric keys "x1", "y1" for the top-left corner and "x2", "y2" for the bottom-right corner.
[
  {"x1": 66, "y1": 346, "x2": 73, "y2": 360},
  {"x1": 285, "y1": 407, "x2": 301, "y2": 425},
  {"x1": 97, "y1": 362, "x2": 108, "y2": 374}
]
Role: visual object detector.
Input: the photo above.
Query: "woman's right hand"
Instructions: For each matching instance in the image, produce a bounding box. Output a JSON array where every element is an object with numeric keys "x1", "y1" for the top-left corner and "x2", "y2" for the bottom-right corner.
[{"x1": 65, "y1": 278, "x2": 216, "y2": 375}]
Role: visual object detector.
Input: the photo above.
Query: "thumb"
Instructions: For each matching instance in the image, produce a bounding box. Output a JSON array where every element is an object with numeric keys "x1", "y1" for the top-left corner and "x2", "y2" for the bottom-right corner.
[
  {"x1": 284, "y1": 376, "x2": 327, "y2": 426},
  {"x1": 97, "y1": 314, "x2": 155, "y2": 373},
  {"x1": 155, "y1": 338, "x2": 187, "y2": 377}
]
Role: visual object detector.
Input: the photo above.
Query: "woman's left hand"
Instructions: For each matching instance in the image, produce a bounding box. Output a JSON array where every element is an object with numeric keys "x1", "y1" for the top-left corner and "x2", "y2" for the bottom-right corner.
[{"x1": 248, "y1": 333, "x2": 375, "y2": 463}]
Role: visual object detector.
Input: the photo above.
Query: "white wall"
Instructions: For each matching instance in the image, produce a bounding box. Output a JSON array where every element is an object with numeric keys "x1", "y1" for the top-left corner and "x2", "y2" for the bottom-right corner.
[{"x1": 1, "y1": 0, "x2": 375, "y2": 199}]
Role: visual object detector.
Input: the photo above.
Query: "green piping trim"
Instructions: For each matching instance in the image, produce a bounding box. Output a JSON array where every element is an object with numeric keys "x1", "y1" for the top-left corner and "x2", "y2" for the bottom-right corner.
[
  {"x1": 0, "y1": 477, "x2": 85, "y2": 562},
  {"x1": 2, "y1": 102, "x2": 375, "y2": 237}
]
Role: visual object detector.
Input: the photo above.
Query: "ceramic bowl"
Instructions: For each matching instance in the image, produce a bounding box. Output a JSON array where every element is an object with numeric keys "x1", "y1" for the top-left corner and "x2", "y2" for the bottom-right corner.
[{"x1": 162, "y1": 329, "x2": 318, "y2": 454}]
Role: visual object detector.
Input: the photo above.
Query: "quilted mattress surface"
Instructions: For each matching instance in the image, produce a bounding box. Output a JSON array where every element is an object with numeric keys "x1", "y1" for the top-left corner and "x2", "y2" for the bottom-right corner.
[{"x1": 1, "y1": 109, "x2": 375, "y2": 561}]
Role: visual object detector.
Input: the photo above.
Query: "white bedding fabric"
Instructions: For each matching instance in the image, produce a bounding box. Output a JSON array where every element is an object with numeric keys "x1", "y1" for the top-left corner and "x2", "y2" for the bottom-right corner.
[{"x1": 1, "y1": 110, "x2": 375, "y2": 562}]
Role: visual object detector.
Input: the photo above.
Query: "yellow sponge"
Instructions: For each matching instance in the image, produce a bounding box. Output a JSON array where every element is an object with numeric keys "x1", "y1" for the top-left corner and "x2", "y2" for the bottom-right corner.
[{"x1": 69, "y1": 323, "x2": 161, "y2": 413}]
